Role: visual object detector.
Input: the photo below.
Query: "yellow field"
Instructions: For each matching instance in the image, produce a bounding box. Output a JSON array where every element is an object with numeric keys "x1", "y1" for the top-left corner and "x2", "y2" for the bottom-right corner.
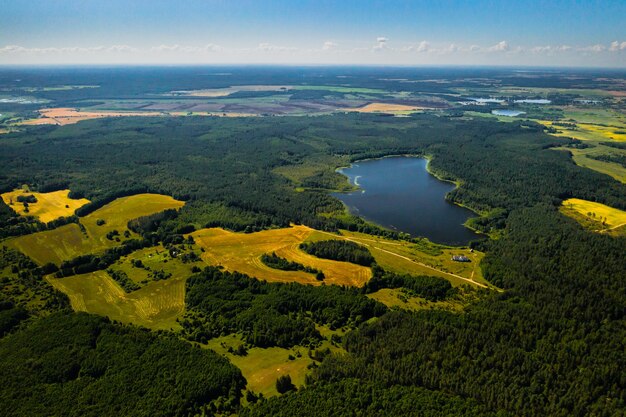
[
  {"x1": 1, "y1": 188, "x2": 90, "y2": 223},
  {"x1": 561, "y1": 198, "x2": 626, "y2": 235},
  {"x1": 346, "y1": 102, "x2": 424, "y2": 113},
  {"x1": 191, "y1": 225, "x2": 490, "y2": 289},
  {"x1": 192, "y1": 226, "x2": 371, "y2": 287},
  {"x1": 46, "y1": 270, "x2": 186, "y2": 330},
  {"x1": 4, "y1": 193, "x2": 184, "y2": 265}
]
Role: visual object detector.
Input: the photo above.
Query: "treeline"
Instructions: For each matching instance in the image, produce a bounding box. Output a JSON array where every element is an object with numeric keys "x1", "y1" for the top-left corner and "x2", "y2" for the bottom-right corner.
[
  {"x1": 0, "y1": 313, "x2": 246, "y2": 416},
  {"x1": 106, "y1": 269, "x2": 140, "y2": 292},
  {"x1": 587, "y1": 152, "x2": 626, "y2": 168},
  {"x1": 601, "y1": 141, "x2": 626, "y2": 150},
  {"x1": 299, "y1": 240, "x2": 375, "y2": 266},
  {"x1": 363, "y1": 265, "x2": 453, "y2": 301},
  {"x1": 241, "y1": 379, "x2": 506, "y2": 417},
  {"x1": 182, "y1": 266, "x2": 386, "y2": 348},
  {"x1": 55, "y1": 238, "x2": 150, "y2": 277},
  {"x1": 260, "y1": 252, "x2": 321, "y2": 276}
]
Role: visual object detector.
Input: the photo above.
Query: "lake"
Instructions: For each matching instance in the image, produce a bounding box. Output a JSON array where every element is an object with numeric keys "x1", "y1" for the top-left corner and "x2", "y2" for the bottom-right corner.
[
  {"x1": 492, "y1": 109, "x2": 526, "y2": 117},
  {"x1": 334, "y1": 157, "x2": 478, "y2": 245}
]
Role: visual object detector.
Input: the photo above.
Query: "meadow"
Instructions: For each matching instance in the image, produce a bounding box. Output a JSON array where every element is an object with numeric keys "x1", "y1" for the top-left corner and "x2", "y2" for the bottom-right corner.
[
  {"x1": 1, "y1": 188, "x2": 90, "y2": 223},
  {"x1": 5, "y1": 193, "x2": 184, "y2": 265},
  {"x1": 203, "y1": 331, "x2": 343, "y2": 398},
  {"x1": 561, "y1": 198, "x2": 626, "y2": 236}
]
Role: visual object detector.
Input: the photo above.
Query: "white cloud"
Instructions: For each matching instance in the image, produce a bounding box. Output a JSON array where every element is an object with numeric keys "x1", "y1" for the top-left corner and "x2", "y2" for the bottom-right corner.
[
  {"x1": 322, "y1": 41, "x2": 338, "y2": 50},
  {"x1": 257, "y1": 43, "x2": 297, "y2": 52},
  {"x1": 609, "y1": 41, "x2": 626, "y2": 52},
  {"x1": 578, "y1": 44, "x2": 606, "y2": 52},
  {"x1": 415, "y1": 41, "x2": 429, "y2": 53},
  {"x1": 487, "y1": 41, "x2": 509, "y2": 52},
  {"x1": 374, "y1": 37, "x2": 388, "y2": 50}
]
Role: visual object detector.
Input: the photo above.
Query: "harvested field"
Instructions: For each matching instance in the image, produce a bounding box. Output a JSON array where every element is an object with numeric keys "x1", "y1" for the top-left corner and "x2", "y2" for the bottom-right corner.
[
  {"x1": 1, "y1": 188, "x2": 90, "y2": 223},
  {"x1": 5, "y1": 193, "x2": 184, "y2": 265},
  {"x1": 191, "y1": 225, "x2": 372, "y2": 287},
  {"x1": 561, "y1": 198, "x2": 626, "y2": 236},
  {"x1": 345, "y1": 102, "x2": 424, "y2": 113},
  {"x1": 17, "y1": 107, "x2": 257, "y2": 126},
  {"x1": 46, "y1": 269, "x2": 186, "y2": 330}
]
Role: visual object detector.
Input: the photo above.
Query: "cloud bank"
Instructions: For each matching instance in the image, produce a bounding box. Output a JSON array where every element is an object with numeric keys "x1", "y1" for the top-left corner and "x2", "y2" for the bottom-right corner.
[{"x1": 1, "y1": 38, "x2": 625, "y2": 67}]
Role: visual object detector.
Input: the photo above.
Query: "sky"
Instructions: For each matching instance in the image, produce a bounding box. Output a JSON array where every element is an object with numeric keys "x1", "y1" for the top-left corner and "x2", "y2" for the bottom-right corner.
[{"x1": 1, "y1": 0, "x2": 625, "y2": 67}]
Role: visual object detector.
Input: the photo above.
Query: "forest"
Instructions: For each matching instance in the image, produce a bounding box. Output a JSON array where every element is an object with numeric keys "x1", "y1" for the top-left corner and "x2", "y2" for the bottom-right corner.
[{"x1": 0, "y1": 109, "x2": 625, "y2": 415}]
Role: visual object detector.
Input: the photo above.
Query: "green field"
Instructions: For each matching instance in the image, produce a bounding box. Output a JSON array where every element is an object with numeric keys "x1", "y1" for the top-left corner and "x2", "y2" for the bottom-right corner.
[{"x1": 5, "y1": 193, "x2": 184, "y2": 265}]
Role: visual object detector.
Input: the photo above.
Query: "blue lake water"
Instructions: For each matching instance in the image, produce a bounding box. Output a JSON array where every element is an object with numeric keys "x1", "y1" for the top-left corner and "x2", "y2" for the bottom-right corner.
[
  {"x1": 333, "y1": 157, "x2": 478, "y2": 245},
  {"x1": 492, "y1": 109, "x2": 526, "y2": 117}
]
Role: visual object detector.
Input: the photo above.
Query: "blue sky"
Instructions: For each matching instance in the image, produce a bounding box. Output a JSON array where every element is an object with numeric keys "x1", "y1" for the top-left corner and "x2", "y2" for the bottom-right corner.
[{"x1": 1, "y1": 0, "x2": 625, "y2": 66}]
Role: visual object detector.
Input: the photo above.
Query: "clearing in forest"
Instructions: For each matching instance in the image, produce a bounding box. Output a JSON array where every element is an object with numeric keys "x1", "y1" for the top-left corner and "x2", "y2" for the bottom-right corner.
[
  {"x1": 191, "y1": 225, "x2": 371, "y2": 287},
  {"x1": 5, "y1": 193, "x2": 184, "y2": 265},
  {"x1": 203, "y1": 330, "x2": 344, "y2": 397},
  {"x1": 561, "y1": 198, "x2": 626, "y2": 236},
  {"x1": 1, "y1": 188, "x2": 90, "y2": 223}
]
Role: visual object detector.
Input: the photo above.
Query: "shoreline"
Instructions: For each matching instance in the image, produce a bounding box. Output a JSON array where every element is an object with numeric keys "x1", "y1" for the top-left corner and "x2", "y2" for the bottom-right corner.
[{"x1": 332, "y1": 154, "x2": 485, "y2": 246}]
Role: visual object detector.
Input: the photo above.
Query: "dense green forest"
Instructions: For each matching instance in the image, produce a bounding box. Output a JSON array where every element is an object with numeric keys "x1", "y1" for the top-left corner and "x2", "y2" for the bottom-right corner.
[
  {"x1": 299, "y1": 240, "x2": 376, "y2": 266},
  {"x1": 260, "y1": 252, "x2": 321, "y2": 275},
  {"x1": 0, "y1": 313, "x2": 246, "y2": 416},
  {"x1": 182, "y1": 266, "x2": 386, "y2": 347},
  {"x1": 1, "y1": 111, "x2": 625, "y2": 415}
]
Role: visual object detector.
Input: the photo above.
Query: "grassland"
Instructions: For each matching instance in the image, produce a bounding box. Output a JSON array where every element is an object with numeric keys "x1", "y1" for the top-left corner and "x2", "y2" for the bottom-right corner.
[
  {"x1": 561, "y1": 198, "x2": 626, "y2": 236},
  {"x1": 367, "y1": 288, "x2": 465, "y2": 312},
  {"x1": 46, "y1": 269, "x2": 187, "y2": 330},
  {"x1": 1, "y1": 188, "x2": 90, "y2": 223},
  {"x1": 203, "y1": 330, "x2": 344, "y2": 397},
  {"x1": 5, "y1": 193, "x2": 184, "y2": 265},
  {"x1": 191, "y1": 226, "x2": 371, "y2": 287}
]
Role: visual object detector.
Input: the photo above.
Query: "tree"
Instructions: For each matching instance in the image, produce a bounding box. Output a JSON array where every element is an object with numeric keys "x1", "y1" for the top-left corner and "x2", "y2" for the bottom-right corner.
[{"x1": 276, "y1": 375, "x2": 295, "y2": 394}]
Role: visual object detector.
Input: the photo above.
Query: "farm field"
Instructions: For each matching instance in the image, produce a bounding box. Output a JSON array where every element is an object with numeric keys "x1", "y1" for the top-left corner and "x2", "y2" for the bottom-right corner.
[
  {"x1": 46, "y1": 269, "x2": 186, "y2": 330},
  {"x1": 561, "y1": 198, "x2": 626, "y2": 236},
  {"x1": 191, "y1": 226, "x2": 371, "y2": 287},
  {"x1": 1, "y1": 188, "x2": 90, "y2": 223},
  {"x1": 556, "y1": 144, "x2": 626, "y2": 183},
  {"x1": 346, "y1": 102, "x2": 424, "y2": 113},
  {"x1": 4, "y1": 193, "x2": 184, "y2": 265}
]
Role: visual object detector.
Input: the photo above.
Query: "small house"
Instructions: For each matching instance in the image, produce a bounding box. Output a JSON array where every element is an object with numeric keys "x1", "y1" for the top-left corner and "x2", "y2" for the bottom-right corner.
[{"x1": 451, "y1": 255, "x2": 470, "y2": 262}]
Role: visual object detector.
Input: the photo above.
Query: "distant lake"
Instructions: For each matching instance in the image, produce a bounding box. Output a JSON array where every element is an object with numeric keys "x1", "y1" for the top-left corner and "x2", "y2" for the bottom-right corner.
[
  {"x1": 334, "y1": 157, "x2": 478, "y2": 245},
  {"x1": 514, "y1": 99, "x2": 551, "y2": 104},
  {"x1": 492, "y1": 109, "x2": 526, "y2": 117},
  {"x1": 470, "y1": 97, "x2": 505, "y2": 104}
]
